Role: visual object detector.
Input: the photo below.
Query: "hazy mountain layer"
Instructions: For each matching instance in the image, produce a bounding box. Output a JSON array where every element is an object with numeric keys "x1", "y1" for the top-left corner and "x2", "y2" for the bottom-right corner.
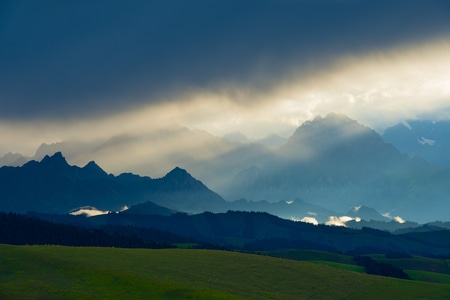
[
  {"x1": 382, "y1": 119, "x2": 450, "y2": 167},
  {"x1": 0, "y1": 126, "x2": 275, "y2": 191},
  {"x1": 218, "y1": 113, "x2": 450, "y2": 223}
]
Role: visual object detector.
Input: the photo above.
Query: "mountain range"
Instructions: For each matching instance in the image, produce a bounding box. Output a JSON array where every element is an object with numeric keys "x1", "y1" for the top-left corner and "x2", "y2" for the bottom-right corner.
[
  {"x1": 2, "y1": 113, "x2": 450, "y2": 223},
  {"x1": 0, "y1": 152, "x2": 224, "y2": 214},
  {"x1": 0, "y1": 151, "x2": 348, "y2": 224},
  {"x1": 0, "y1": 126, "x2": 274, "y2": 191}
]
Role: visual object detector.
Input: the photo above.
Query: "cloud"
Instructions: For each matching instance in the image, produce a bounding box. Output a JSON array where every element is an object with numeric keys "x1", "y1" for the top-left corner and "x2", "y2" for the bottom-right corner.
[
  {"x1": 170, "y1": 38, "x2": 450, "y2": 138},
  {"x1": 1, "y1": 38, "x2": 450, "y2": 163},
  {"x1": 261, "y1": 38, "x2": 450, "y2": 132},
  {"x1": 1, "y1": 0, "x2": 450, "y2": 164},
  {"x1": 382, "y1": 212, "x2": 406, "y2": 224},
  {"x1": 69, "y1": 206, "x2": 110, "y2": 217},
  {"x1": 1, "y1": 0, "x2": 450, "y2": 122},
  {"x1": 69, "y1": 205, "x2": 128, "y2": 217},
  {"x1": 325, "y1": 216, "x2": 360, "y2": 227},
  {"x1": 394, "y1": 216, "x2": 406, "y2": 224},
  {"x1": 298, "y1": 216, "x2": 319, "y2": 226}
]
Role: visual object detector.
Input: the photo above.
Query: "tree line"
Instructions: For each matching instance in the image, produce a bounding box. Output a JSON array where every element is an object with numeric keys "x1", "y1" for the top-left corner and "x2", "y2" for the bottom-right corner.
[
  {"x1": 0, "y1": 212, "x2": 174, "y2": 248},
  {"x1": 354, "y1": 255, "x2": 410, "y2": 280}
]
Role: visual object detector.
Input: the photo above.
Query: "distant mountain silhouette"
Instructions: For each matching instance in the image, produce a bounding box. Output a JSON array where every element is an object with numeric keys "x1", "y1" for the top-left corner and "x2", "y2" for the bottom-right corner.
[
  {"x1": 0, "y1": 152, "x2": 29, "y2": 167},
  {"x1": 382, "y1": 120, "x2": 450, "y2": 167},
  {"x1": 0, "y1": 152, "x2": 226, "y2": 214},
  {"x1": 218, "y1": 113, "x2": 450, "y2": 222},
  {"x1": 0, "y1": 151, "x2": 346, "y2": 223},
  {"x1": 0, "y1": 126, "x2": 275, "y2": 191}
]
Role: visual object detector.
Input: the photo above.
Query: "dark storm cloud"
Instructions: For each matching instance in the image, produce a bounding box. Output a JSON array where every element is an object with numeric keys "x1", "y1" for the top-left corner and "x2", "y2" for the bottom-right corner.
[{"x1": 1, "y1": 0, "x2": 449, "y2": 120}]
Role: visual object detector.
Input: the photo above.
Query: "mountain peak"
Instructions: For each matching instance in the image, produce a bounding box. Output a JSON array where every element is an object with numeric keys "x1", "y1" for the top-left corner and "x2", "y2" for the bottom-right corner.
[
  {"x1": 162, "y1": 167, "x2": 206, "y2": 191},
  {"x1": 83, "y1": 160, "x2": 102, "y2": 170},
  {"x1": 172, "y1": 166, "x2": 186, "y2": 172},
  {"x1": 305, "y1": 113, "x2": 364, "y2": 130},
  {"x1": 82, "y1": 160, "x2": 108, "y2": 178},
  {"x1": 40, "y1": 152, "x2": 69, "y2": 168},
  {"x1": 281, "y1": 113, "x2": 384, "y2": 157},
  {"x1": 165, "y1": 167, "x2": 191, "y2": 180}
]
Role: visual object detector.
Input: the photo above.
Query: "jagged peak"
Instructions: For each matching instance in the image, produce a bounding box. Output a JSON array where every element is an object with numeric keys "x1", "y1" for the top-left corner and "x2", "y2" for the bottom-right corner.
[{"x1": 40, "y1": 151, "x2": 69, "y2": 167}]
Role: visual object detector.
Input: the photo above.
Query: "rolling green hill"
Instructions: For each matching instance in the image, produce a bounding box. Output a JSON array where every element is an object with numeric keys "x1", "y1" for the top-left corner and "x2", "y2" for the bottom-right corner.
[{"x1": 1, "y1": 245, "x2": 450, "y2": 299}]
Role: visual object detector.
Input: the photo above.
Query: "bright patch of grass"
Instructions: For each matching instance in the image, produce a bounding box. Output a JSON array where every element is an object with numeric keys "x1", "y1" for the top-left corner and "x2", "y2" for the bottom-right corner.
[
  {"x1": 1, "y1": 245, "x2": 450, "y2": 299},
  {"x1": 260, "y1": 249, "x2": 357, "y2": 265},
  {"x1": 173, "y1": 243, "x2": 201, "y2": 249},
  {"x1": 309, "y1": 260, "x2": 365, "y2": 273}
]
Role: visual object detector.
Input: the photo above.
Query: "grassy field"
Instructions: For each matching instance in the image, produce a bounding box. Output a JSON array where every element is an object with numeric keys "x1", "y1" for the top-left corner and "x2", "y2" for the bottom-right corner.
[{"x1": 1, "y1": 244, "x2": 450, "y2": 299}]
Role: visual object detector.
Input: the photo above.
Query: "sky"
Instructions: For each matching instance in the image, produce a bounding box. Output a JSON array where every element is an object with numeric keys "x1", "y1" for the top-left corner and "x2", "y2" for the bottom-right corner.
[{"x1": 1, "y1": 0, "x2": 450, "y2": 156}]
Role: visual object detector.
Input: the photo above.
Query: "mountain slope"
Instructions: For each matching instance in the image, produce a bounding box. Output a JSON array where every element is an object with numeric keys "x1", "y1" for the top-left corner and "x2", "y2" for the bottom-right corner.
[
  {"x1": 382, "y1": 119, "x2": 450, "y2": 167},
  {"x1": 130, "y1": 167, "x2": 228, "y2": 213}
]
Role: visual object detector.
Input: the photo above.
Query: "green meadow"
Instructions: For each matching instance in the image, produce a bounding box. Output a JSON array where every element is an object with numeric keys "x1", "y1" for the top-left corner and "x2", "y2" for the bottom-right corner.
[{"x1": 1, "y1": 244, "x2": 450, "y2": 299}]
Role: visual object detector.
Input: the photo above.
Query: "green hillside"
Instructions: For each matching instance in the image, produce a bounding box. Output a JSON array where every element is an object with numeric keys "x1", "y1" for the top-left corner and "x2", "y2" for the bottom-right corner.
[{"x1": 1, "y1": 244, "x2": 450, "y2": 299}]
